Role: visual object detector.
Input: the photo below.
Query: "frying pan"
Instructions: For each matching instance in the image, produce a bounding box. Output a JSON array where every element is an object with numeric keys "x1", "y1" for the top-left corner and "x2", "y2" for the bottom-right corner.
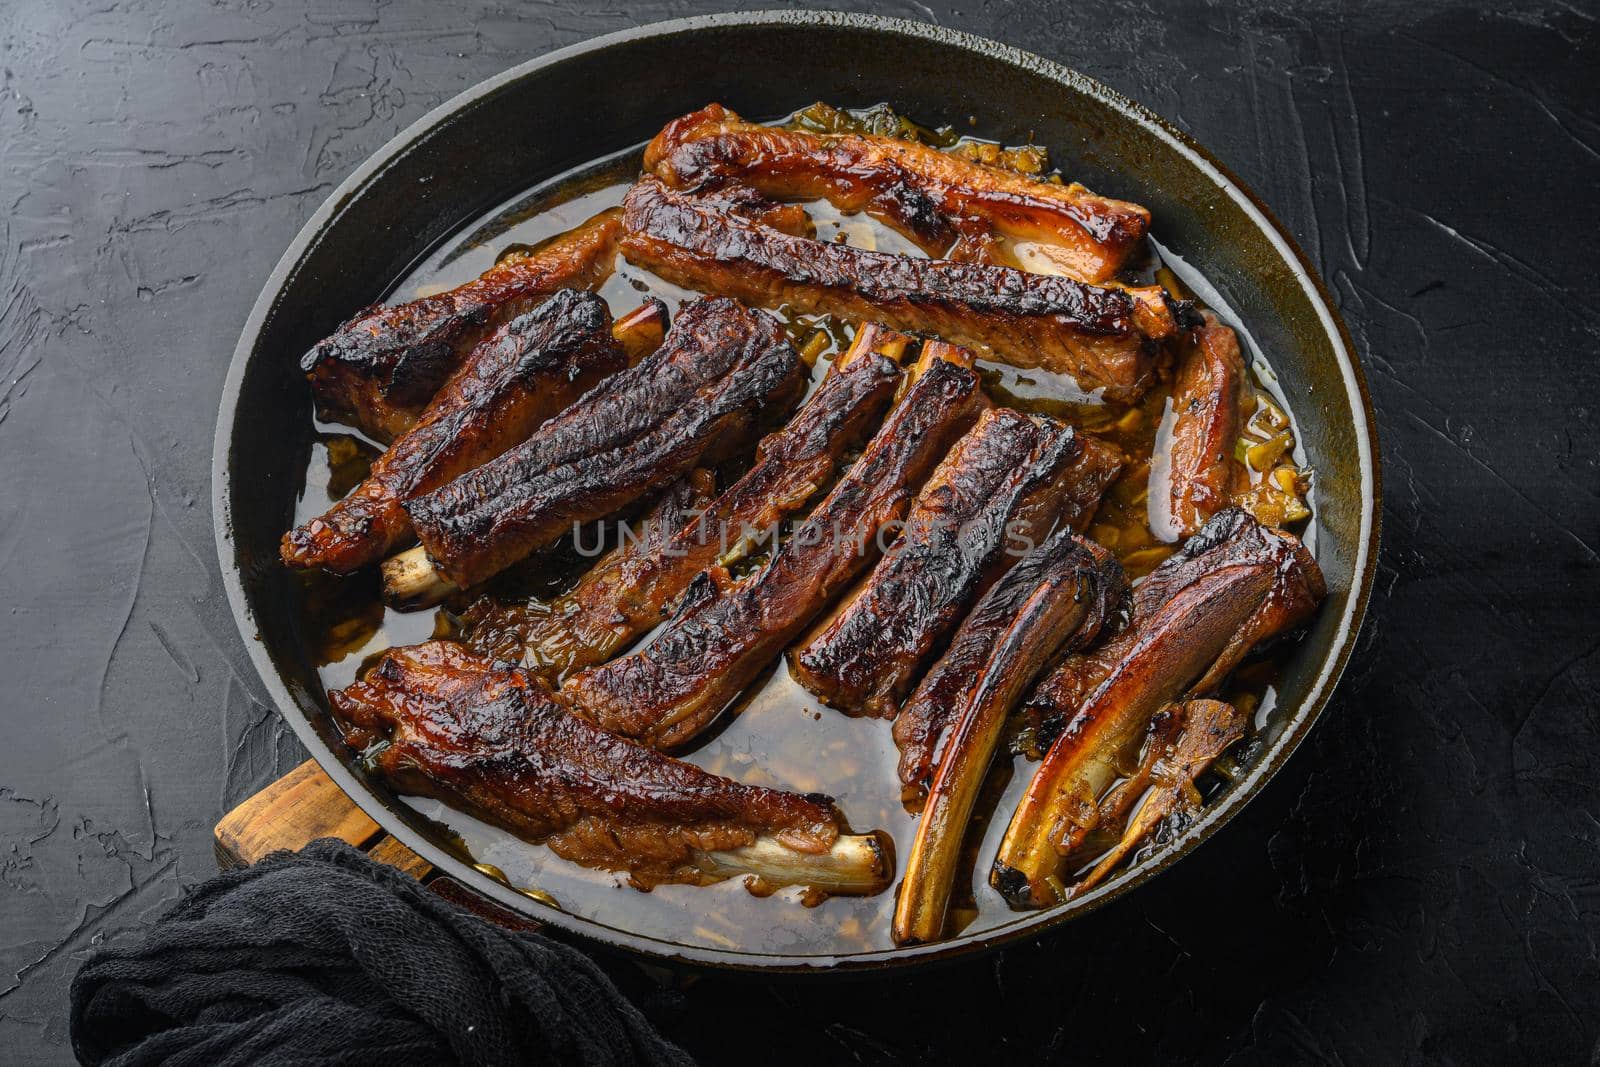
[{"x1": 212, "y1": 11, "x2": 1380, "y2": 972}]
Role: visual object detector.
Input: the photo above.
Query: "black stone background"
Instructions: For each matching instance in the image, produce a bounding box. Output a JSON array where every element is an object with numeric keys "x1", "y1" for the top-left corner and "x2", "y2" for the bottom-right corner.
[{"x1": 0, "y1": 0, "x2": 1595, "y2": 1062}]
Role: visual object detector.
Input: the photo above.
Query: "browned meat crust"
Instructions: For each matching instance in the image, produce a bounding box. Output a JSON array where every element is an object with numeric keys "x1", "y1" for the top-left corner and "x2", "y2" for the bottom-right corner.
[
  {"x1": 620, "y1": 178, "x2": 1180, "y2": 401},
  {"x1": 891, "y1": 532, "x2": 1126, "y2": 943},
  {"x1": 463, "y1": 469, "x2": 718, "y2": 669},
  {"x1": 645, "y1": 104, "x2": 1151, "y2": 282},
  {"x1": 331, "y1": 640, "x2": 845, "y2": 889},
  {"x1": 562, "y1": 354, "x2": 987, "y2": 750},
  {"x1": 792, "y1": 408, "x2": 1115, "y2": 718},
  {"x1": 281, "y1": 290, "x2": 624, "y2": 573},
  {"x1": 302, "y1": 209, "x2": 622, "y2": 442},
  {"x1": 1056, "y1": 434, "x2": 1127, "y2": 532},
  {"x1": 893, "y1": 535, "x2": 1126, "y2": 808},
  {"x1": 404, "y1": 297, "x2": 806, "y2": 590},
  {"x1": 992, "y1": 508, "x2": 1326, "y2": 906},
  {"x1": 610, "y1": 298, "x2": 669, "y2": 364},
  {"x1": 1153, "y1": 313, "x2": 1249, "y2": 538},
  {"x1": 470, "y1": 350, "x2": 904, "y2": 678}
]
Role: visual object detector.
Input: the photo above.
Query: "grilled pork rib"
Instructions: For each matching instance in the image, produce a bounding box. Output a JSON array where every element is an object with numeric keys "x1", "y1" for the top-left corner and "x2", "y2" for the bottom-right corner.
[
  {"x1": 645, "y1": 103, "x2": 1151, "y2": 282},
  {"x1": 620, "y1": 178, "x2": 1180, "y2": 402},
  {"x1": 892, "y1": 534, "x2": 1126, "y2": 809},
  {"x1": 303, "y1": 209, "x2": 622, "y2": 442},
  {"x1": 891, "y1": 532, "x2": 1125, "y2": 943},
  {"x1": 464, "y1": 469, "x2": 717, "y2": 670},
  {"x1": 396, "y1": 297, "x2": 806, "y2": 598},
  {"x1": 992, "y1": 508, "x2": 1325, "y2": 906},
  {"x1": 282, "y1": 290, "x2": 625, "y2": 574},
  {"x1": 471, "y1": 347, "x2": 904, "y2": 678},
  {"x1": 332, "y1": 641, "x2": 890, "y2": 893},
  {"x1": 1152, "y1": 313, "x2": 1249, "y2": 539},
  {"x1": 561, "y1": 348, "x2": 987, "y2": 751},
  {"x1": 792, "y1": 408, "x2": 1115, "y2": 718}
]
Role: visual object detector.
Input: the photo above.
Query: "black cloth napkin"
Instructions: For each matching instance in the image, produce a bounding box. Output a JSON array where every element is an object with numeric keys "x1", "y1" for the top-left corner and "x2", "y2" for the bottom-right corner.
[{"x1": 69, "y1": 838, "x2": 694, "y2": 1066}]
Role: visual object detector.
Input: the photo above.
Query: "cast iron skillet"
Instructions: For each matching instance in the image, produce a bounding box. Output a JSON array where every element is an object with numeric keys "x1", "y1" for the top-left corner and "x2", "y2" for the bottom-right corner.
[{"x1": 213, "y1": 11, "x2": 1380, "y2": 973}]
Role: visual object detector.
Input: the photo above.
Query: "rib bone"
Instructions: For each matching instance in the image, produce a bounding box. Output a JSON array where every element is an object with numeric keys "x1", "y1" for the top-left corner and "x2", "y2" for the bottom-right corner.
[{"x1": 892, "y1": 531, "x2": 1124, "y2": 944}]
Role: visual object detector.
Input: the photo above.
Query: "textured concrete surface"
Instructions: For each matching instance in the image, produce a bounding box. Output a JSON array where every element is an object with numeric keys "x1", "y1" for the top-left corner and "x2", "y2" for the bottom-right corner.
[{"x1": 0, "y1": 0, "x2": 1595, "y2": 1062}]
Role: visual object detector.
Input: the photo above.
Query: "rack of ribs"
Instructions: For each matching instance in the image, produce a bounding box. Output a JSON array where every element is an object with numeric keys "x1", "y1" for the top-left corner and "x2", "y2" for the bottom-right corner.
[
  {"x1": 792, "y1": 407, "x2": 1122, "y2": 718},
  {"x1": 560, "y1": 342, "x2": 988, "y2": 750},
  {"x1": 1150, "y1": 312, "x2": 1249, "y2": 539},
  {"x1": 282, "y1": 290, "x2": 628, "y2": 574},
  {"x1": 991, "y1": 508, "x2": 1326, "y2": 907},
  {"x1": 331, "y1": 641, "x2": 892, "y2": 894},
  {"x1": 382, "y1": 296, "x2": 807, "y2": 607},
  {"x1": 467, "y1": 328, "x2": 907, "y2": 678},
  {"x1": 301, "y1": 209, "x2": 623, "y2": 443},
  {"x1": 620, "y1": 178, "x2": 1182, "y2": 402},
  {"x1": 645, "y1": 103, "x2": 1151, "y2": 282},
  {"x1": 891, "y1": 531, "x2": 1125, "y2": 944}
]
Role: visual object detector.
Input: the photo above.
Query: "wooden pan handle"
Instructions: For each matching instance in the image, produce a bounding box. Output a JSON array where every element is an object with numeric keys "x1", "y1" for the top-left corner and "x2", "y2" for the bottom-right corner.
[{"x1": 215, "y1": 758, "x2": 540, "y2": 932}]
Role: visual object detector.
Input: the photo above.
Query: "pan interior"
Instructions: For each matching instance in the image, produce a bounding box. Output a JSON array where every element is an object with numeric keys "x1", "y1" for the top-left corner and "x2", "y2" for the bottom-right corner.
[{"x1": 216, "y1": 13, "x2": 1376, "y2": 970}]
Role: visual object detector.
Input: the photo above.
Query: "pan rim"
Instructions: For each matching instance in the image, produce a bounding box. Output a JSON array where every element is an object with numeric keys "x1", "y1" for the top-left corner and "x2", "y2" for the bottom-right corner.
[{"x1": 211, "y1": 9, "x2": 1381, "y2": 973}]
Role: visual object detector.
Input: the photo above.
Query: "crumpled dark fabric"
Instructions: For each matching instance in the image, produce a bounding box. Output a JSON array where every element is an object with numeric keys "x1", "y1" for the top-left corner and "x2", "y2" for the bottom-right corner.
[{"x1": 69, "y1": 838, "x2": 694, "y2": 1067}]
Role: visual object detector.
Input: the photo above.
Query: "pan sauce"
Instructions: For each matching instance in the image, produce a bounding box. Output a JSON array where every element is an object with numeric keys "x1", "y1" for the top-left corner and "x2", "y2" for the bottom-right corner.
[{"x1": 292, "y1": 115, "x2": 1316, "y2": 956}]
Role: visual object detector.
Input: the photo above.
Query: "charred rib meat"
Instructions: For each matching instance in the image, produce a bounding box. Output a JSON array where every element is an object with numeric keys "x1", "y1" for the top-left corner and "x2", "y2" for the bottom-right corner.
[
  {"x1": 303, "y1": 209, "x2": 622, "y2": 442},
  {"x1": 646, "y1": 103, "x2": 1151, "y2": 282},
  {"x1": 472, "y1": 344, "x2": 904, "y2": 677},
  {"x1": 792, "y1": 407, "x2": 1115, "y2": 718},
  {"x1": 992, "y1": 508, "x2": 1325, "y2": 906},
  {"x1": 332, "y1": 641, "x2": 891, "y2": 893},
  {"x1": 620, "y1": 178, "x2": 1180, "y2": 401},
  {"x1": 1151, "y1": 313, "x2": 1248, "y2": 539},
  {"x1": 464, "y1": 469, "x2": 717, "y2": 670},
  {"x1": 395, "y1": 297, "x2": 806, "y2": 599},
  {"x1": 892, "y1": 532, "x2": 1126, "y2": 810},
  {"x1": 891, "y1": 532, "x2": 1124, "y2": 943},
  {"x1": 282, "y1": 290, "x2": 624, "y2": 573},
  {"x1": 561, "y1": 348, "x2": 987, "y2": 750}
]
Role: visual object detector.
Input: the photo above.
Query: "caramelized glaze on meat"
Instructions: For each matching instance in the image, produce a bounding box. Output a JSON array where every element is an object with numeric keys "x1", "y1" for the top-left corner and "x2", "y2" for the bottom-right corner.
[
  {"x1": 331, "y1": 641, "x2": 846, "y2": 889},
  {"x1": 620, "y1": 178, "x2": 1181, "y2": 401},
  {"x1": 302, "y1": 209, "x2": 621, "y2": 442},
  {"x1": 646, "y1": 103, "x2": 1151, "y2": 282},
  {"x1": 891, "y1": 531, "x2": 1125, "y2": 942},
  {"x1": 792, "y1": 408, "x2": 1112, "y2": 718},
  {"x1": 282, "y1": 290, "x2": 624, "y2": 573},
  {"x1": 470, "y1": 350, "x2": 903, "y2": 678},
  {"x1": 562, "y1": 353, "x2": 987, "y2": 750},
  {"x1": 993, "y1": 509, "x2": 1326, "y2": 906},
  {"x1": 1151, "y1": 313, "x2": 1249, "y2": 539},
  {"x1": 405, "y1": 297, "x2": 805, "y2": 589},
  {"x1": 464, "y1": 469, "x2": 717, "y2": 669},
  {"x1": 893, "y1": 534, "x2": 1126, "y2": 807}
]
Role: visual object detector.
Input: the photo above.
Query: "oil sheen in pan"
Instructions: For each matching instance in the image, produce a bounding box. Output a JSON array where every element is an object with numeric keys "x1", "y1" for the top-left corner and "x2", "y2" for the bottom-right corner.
[{"x1": 290, "y1": 137, "x2": 1317, "y2": 958}]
